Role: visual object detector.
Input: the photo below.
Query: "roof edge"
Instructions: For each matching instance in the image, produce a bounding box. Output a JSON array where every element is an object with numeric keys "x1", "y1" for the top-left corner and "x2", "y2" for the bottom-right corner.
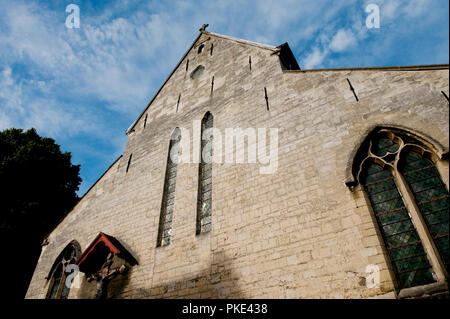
[
  {"x1": 77, "y1": 154, "x2": 123, "y2": 201},
  {"x1": 284, "y1": 64, "x2": 449, "y2": 73},
  {"x1": 207, "y1": 32, "x2": 278, "y2": 51},
  {"x1": 126, "y1": 31, "x2": 204, "y2": 134},
  {"x1": 126, "y1": 30, "x2": 280, "y2": 134}
]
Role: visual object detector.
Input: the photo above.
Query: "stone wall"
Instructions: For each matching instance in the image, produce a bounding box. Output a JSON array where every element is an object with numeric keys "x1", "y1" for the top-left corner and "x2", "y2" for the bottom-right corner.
[{"x1": 25, "y1": 31, "x2": 449, "y2": 299}]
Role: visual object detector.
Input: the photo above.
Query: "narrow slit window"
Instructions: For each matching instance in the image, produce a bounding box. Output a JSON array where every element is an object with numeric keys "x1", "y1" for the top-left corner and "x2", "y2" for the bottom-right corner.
[
  {"x1": 157, "y1": 128, "x2": 181, "y2": 246},
  {"x1": 196, "y1": 112, "x2": 213, "y2": 235},
  {"x1": 347, "y1": 78, "x2": 359, "y2": 102},
  {"x1": 176, "y1": 94, "x2": 181, "y2": 112},
  {"x1": 126, "y1": 154, "x2": 132, "y2": 173},
  {"x1": 210, "y1": 43, "x2": 214, "y2": 55}
]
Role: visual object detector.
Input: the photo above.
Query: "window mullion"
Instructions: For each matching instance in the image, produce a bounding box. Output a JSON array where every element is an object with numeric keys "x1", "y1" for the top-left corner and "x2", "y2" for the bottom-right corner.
[{"x1": 391, "y1": 169, "x2": 447, "y2": 282}]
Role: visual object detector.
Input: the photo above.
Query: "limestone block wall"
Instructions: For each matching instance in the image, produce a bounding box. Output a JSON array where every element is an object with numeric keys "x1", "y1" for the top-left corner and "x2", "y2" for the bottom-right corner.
[{"x1": 25, "y1": 31, "x2": 449, "y2": 299}]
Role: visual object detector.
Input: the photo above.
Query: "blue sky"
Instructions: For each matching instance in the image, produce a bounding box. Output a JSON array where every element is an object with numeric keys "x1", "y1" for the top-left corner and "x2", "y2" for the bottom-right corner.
[{"x1": 0, "y1": 0, "x2": 448, "y2": 196}]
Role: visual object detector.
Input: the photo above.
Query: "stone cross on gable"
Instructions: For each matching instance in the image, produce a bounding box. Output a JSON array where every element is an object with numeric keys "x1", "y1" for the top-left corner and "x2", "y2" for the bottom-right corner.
[{"x1": 199, "y1": 24, "x2": 209, "y2": 32}]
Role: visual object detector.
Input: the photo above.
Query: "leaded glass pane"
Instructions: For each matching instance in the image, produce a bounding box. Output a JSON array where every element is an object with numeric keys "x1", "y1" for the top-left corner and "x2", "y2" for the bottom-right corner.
[
  {"x1": 365, "y1": 167, "x2": 391, "y2": 184},
  {"x1": 397, "y1": 267, "x2": 435, "y2": 288},
  {"x1": 372, "y1": 137, "x2": 400, "y2": 157},
  {"x1": 362, "y1": 162, "x2": 435, "y2": 289},
  {"x1": 401, "y1": 151, "x2": 450, "y2": 271},
  {"x1": 377, "y1": 208, "x2": 410, "y2": 225},
  {"x1": 365, "y1": 178, "x2": 397, "y2": 194}
]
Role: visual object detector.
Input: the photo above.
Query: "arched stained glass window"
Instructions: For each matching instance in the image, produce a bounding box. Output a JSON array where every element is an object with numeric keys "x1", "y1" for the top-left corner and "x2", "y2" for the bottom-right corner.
[
  {"x1": 157, "y1": 128, "x2": 181, "y2": 247},
  {"x1": 46, "y1": 241, "x2": 81, "y2": 299},
  {"x1": 196, "y1": 112, "x2": 213, "y2": 235},
  {"x1": 362, "y1": 163, "x2": 435, "y2": 288},
  {"x1": 356, "y1": 129, "x2": 449, "y2": 291}
]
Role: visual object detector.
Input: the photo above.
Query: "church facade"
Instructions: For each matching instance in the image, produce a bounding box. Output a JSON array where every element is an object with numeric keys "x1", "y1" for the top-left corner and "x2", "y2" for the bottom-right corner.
[{"x1": 25, "y1": 27, "x2": 449, "y2": 299}]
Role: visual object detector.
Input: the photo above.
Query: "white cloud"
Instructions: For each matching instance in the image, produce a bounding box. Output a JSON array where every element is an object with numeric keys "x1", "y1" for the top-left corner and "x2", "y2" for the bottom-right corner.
[
  {"x1": 0, "y1": 2, "x2": 182, "y2": 138},
  {"x1": 0, "y1": 0, "x2": 357, "y2": 125},
  {"x1": 0, "y1": 66, "x2": 24, "y2": 116},
  {"x1": 402, "y1": 0, "x2": 432, "y2": 18},
  {"x1": 1, "y1": 66, "x2": 13, "y2": 85},
  {"x1": 300, "y1": 27, "x2": 358, "y2": 69},
  {"x1": 383, "y1": 0, "x2": 401, "y2": 20},
  {"x1": 329, "y1": 29, "x2": 357, "y2": 52},
  {"x1": 367, "y1": 0, "x2": 433, "y2": 22},
  {"x1": 303, "y1": 47, "x2": 329, "y2": 69}
]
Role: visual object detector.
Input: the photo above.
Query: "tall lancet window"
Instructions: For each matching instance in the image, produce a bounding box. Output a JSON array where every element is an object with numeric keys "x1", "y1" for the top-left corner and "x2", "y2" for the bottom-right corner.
[
  {"x1": 355, "y1": 129, "x2": 449, "y2": 290},
  {"x1": 157, "y1": 128, "x2": 181, "y2": 247},
  {"x1": 196, "y1": 112, "x2": 213, "y2": 235}
]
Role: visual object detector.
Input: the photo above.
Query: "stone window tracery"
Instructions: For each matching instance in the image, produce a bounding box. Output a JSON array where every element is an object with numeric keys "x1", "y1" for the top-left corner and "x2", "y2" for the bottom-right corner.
[{"x1": 357, "y1": 130, "x2": 449, "y2": 290}]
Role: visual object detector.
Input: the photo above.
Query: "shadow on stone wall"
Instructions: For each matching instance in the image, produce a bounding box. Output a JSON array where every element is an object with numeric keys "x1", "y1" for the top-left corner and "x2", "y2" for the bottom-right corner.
[
  {"x1": 77, "y1": 274, "x2": 97, "y2": 299},
  {"x1": 76, "y1": 258, "x2": 133, "y2": 299},
  {"x1": 106, "y1": 250, "x2": 243, "y2": 299}
]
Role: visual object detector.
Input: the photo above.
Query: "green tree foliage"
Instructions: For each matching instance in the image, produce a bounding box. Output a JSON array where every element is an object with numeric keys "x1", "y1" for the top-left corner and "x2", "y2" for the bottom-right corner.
[
  {"x1": 0, "y1": 128, "x2": 81, "y2": 234},
  {"x1": 0, "y1": 128, "x2": 82, "y2": 298}
]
